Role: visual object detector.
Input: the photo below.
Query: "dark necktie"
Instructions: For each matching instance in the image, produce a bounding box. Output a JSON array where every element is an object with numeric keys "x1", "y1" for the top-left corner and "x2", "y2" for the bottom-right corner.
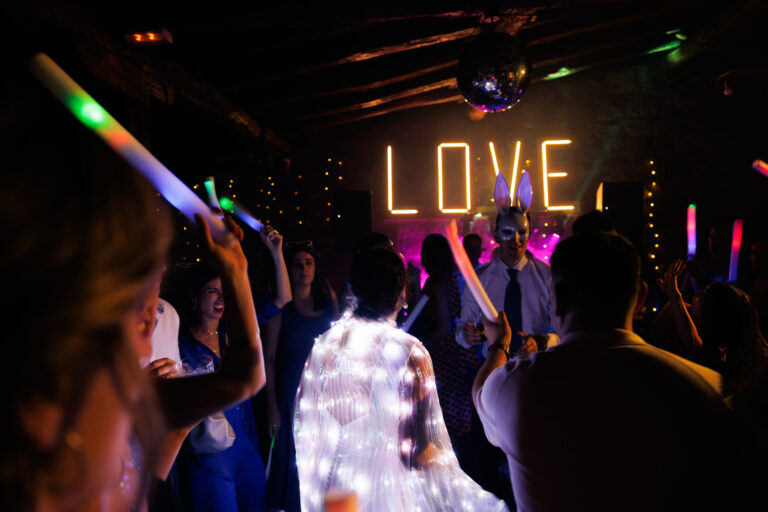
[{"x1": 504, "y1": 268, "x2": 524, "y2": 352}]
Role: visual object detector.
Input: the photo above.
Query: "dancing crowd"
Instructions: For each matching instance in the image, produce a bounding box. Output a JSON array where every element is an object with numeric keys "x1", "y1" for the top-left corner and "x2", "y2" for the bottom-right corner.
[{"x1": 4, "y1": 66, "x2": 768, "y2": 512}]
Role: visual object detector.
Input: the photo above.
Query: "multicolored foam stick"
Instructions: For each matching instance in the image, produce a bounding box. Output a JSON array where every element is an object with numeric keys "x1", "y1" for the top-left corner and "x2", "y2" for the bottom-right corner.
[
  {"x1": 402, "y1": 294, "x2": 430, "y2": 333},
  {"x1": 204, "y1": 176, "x2": 221, "y2": 210},
  {"x1": 219, "y1": 197, "x2": 264, "y2": 232},
  {"x1": 265, "y1": 436, "x2": 275, "y2": 479},
  {"x1": 445, "y1": 220, "x2": 498, "y2": 321},
  {"x1": 729, "y1": 219, "x2": 743, "y2": 283},
  {"x1": 28, "y1": 53, "x2": 234, "y2": 246},
  {"x1": 754, "y1": 159, "x2": 768, "y2": 177},
  {"x1": 686, "y1": 204, "x2": 697, "y2": 258}
]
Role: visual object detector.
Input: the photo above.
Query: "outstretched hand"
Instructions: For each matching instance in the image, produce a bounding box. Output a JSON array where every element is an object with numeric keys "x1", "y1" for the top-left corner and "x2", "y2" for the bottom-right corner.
[
  {"x1": 483, "y1": 311, "x2": 511, "y2": 350},
  {"x1": 515, "y1": 333, "x2": 540, "y2": 356},
  {"x1": 194, "y1": 213, "x2": 247, "y2": 274},
  {"x1": 146, "y1": 358, "x2": 181, "y2": 379},
  {"x1": 659, "y1": 259, "x2": 686, "y2": 298},
  {"x1": 260, "y1": 225, "x2": 283, "y2": 256}
]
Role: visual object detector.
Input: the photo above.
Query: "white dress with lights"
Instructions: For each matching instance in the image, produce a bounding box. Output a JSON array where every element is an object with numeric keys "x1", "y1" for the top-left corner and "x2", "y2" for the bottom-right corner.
[{"x1": 293, "y1": 313, "x2": 509, "y2": 512}]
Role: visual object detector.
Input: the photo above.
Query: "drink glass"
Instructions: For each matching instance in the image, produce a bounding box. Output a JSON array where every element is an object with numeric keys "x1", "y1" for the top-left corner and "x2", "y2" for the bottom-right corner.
[{"x1": 181, "y1": 354, "x2": 214, "y2": 376}]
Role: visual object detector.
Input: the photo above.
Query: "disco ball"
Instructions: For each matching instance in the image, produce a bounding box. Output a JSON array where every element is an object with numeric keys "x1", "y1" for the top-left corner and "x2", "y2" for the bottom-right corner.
[{"x1": 456, "y1": 32, "x2": 531, "y2": 112}]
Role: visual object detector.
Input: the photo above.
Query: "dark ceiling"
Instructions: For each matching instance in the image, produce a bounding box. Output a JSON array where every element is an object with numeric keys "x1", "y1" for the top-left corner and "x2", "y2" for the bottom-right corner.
[{"x1": 12, "y1": 1, "x2": 768, "y2": 156}]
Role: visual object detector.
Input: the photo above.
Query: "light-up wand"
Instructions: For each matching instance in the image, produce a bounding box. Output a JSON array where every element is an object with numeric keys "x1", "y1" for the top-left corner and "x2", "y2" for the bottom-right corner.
[{"x1": 28, "y1": 53, "x2": 234, "y2": 246}]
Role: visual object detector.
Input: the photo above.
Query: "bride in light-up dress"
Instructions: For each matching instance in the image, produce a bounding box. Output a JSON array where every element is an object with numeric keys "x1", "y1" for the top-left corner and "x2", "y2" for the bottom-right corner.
[{"x1": 293, "y1": 247, "x2": 508, "y2": 512}]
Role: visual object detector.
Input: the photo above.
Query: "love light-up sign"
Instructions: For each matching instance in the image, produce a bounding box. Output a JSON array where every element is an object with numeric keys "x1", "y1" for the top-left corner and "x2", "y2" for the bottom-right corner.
[{"x1": 387, "y1": 140, "x2": 573, "y2": 215}]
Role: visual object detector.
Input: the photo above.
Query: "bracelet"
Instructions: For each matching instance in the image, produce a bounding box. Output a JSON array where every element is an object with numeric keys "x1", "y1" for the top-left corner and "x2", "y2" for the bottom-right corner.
[{"x1": 489, "y1": 343, "x2": 510, "y2": 360}]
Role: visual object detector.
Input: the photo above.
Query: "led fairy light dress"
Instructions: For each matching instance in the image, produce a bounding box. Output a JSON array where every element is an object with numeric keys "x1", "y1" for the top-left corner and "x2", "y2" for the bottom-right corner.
[{"x1": 293, "y1": 312, "x2": 508, "y2": 512}]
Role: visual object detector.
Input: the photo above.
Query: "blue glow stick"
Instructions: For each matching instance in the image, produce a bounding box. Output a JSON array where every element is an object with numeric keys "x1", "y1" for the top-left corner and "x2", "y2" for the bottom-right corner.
[
  {"x1": 28, "y1": 53, "x2": 234, "y2": 246},
  {"x1": 219, "y1": 197, "x2": 264, "y2": 232},
  {"x1": 402, "y1": 294, "x2": 429, "y2": 333}
]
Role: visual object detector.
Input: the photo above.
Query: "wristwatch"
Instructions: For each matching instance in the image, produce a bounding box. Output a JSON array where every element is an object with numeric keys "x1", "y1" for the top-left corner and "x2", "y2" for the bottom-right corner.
[{"x1": 489, "y1": 343, "x2": 510, "y2": 360}]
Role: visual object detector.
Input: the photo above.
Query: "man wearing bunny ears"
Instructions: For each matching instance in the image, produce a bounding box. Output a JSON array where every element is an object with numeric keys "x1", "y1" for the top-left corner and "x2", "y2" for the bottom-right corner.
[
  {"x1": 456, "y1": 173, "x2": 557, "y2": 357},
  {"x1": 453, "y1": 173, "x2": 557, "y2": 506}
]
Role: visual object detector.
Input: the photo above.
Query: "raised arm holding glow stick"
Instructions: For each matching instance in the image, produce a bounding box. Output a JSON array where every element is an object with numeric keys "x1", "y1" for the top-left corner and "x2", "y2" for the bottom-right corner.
[
  {"x1": 28, "y1": 53, "x2": 234, "y2": 246},
  {"x1": 445, "y1": 220, "x2": 498, "y2": 321}
]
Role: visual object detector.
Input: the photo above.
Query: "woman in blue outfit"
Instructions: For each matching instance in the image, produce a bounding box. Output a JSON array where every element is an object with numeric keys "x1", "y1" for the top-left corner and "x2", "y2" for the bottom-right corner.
[
  {"x1": 265, "y1": 241, "x2": 337, "y2": 512},
  {"x1": 178, "y1": 262, "x2": 267, "y2": 512}
]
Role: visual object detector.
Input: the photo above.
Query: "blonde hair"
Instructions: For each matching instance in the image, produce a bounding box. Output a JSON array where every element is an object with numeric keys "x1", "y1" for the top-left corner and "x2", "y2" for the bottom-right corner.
[{"x1": 0, "y1": 110, "x2": 172, "y2": 506}]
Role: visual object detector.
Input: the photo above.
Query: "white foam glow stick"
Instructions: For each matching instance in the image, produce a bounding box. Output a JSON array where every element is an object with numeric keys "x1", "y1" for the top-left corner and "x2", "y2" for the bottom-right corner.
[
  {"x1": 445, "y1": 220, "x2": 498, "y2": 321},
  {"x1": 402, "y1": 294, "x2": 429, "y2": 332},
  {"x1": 28, "y1": 53, "x2": 234, "y2": 246}
]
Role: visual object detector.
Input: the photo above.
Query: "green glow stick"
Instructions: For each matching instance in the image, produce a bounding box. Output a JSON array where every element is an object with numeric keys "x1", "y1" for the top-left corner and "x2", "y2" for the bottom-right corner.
[{"x1": 28, "y1": 53, "x2": 234, "y2": 246}]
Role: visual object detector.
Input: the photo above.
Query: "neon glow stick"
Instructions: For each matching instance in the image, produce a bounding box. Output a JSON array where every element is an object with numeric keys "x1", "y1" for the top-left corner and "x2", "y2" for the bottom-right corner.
[
  {"x1": 686, "y1": 204, "x2": 697, "y2": 258},
  {"x1": 729, "y1": 219, "x2": 743, "y2": 282},
  {"x1": 265, "y1": 435, "x2": 276, "y2": 479},
  {"x1": 754, "y1": 159, "x2": 768, "y2": 177},
  {"x1": 204, "y1": 176, "x2": 221, "y2": 210},
  {"x1": 28, "y1": 53, "x2": 234, "y2": 246},
  {"x1": 445, "y1": 220, "x2": 498, "y2": 321},
  {"x1": 402, "y1": 294, "x2": 429, "y2": 332},
  {"x1": 219, "y1": 197, "x2": 264, "y2": 232}
]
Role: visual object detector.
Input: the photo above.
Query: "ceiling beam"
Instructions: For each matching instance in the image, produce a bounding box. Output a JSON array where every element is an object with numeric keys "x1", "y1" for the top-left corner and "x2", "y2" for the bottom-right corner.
[
  {"x1": 36, "y1": 8, "x2": 293, "y2": 155},
  {"x1": 293, "y1": 94, "x2": 465, "y2": 133},
  {"x1": 264, "y1": 60, "x2": 458, "y2": 107},
  {"x1": 229, "y1": 28, "x2": 479, "y2": 90},
  {"x1": 279, "y1": 78, "x2": 456, "y2": 125},
  {"x1": 525, "y1": 2, "x2": 697, "y2": 47}
]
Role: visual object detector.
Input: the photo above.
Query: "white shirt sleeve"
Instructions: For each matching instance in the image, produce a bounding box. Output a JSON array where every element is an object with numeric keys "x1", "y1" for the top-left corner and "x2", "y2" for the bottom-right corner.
[
  {"x1": 456, "y1": 281, "x2": 483, "y2": 348},
  {"x1": 150, "y1": 299, "x2": 182, "y2": 364}
]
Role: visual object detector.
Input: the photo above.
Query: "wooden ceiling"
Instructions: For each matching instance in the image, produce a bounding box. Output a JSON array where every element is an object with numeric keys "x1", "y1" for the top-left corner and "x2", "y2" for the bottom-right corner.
[{"x1": 15, "y1": 1, "x2": 767, "y2": 153}]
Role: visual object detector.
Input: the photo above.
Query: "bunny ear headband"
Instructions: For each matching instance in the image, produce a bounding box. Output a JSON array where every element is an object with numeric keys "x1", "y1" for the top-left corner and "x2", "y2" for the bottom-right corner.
[{"x1": 494, "y1": 170, "x2": 532, "y2": 215}]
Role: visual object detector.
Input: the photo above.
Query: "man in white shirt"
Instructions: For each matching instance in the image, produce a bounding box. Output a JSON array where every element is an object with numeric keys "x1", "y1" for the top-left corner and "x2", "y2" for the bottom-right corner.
[
  {"x1": 456, "y1": 206, "x2": 556, "y2": 356},
  {"x1": 474, "y1": 230, "x2": 756, "y2": 512},
  {"x1": 453, "y1": 206, "x2": 556, "y2": 507}
]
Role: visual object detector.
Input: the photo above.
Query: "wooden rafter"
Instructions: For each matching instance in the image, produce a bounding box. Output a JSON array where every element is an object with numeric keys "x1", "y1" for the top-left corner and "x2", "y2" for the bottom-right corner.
[
  {"x1": 288, "y1": 27, "x2": 694, "y2": 131},
  {"x1": 35, "y1": 8, "x2": 292, "y2": 154},
  {"x1": 229, "y1": 28, "x2": 479, "y2": 90},
  {"x1": 293, "y1": 94, "x2": 466, "y2": 133},
  {"x1": 525, "y1": 2, "x2": 696, "y2": 47},
  {"x1": 280, "y1": 78, "x2": 456, "y2": 125},
  {"x1": 264, "y1": 60, "x2": 458, "y2": 107},
  {"x1": 530, "y1": 30, "x2": 678, "y2": 69}
]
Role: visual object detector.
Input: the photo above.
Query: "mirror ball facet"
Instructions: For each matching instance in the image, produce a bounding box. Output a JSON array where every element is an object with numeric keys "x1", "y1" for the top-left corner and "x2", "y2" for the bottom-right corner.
[{"x1": 457, "y1": 32, "x2": 531, "y2": 112}]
